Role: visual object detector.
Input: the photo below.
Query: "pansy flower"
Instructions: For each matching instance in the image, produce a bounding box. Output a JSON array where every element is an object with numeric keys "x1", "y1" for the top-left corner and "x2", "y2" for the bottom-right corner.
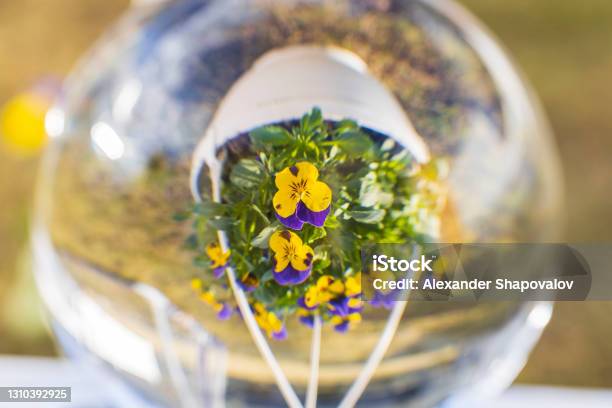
[
  {"x1": 298, "y1": 275, "x2": 345, "y2": 310},
  {"x1": 237, "y1": 272, "x2": 259, "y2": 292},
  {"x1": 327, "y1": 273, "x2": 363, "y2": 317},
  {"x1": 197, "y1": 290, "x2": 233, "y2": 320},
  {"x1": 191, "y1": 278, "x2": 203, "y2": 292},
  {"x1": 269, "y1": 230, "x2": 314, "y2": 285},
  {"x1": 214, "y1": 303, "x2": 233, "y2": 320},
  {"x1": 331, "y1": 313, "x2": 362, "y2": 333},
  {"x1": 370, "y1": 290, "x2": 397, "y2": 310},
  {"x1": 328, "y1": 296, "x2": 363, "y2": 317},
  {"x1": 254, "y1": 303, "x2": 287, "y2": 340},
  {"x1": 297, "y1": 309, "x2": 315, "y2": 328},
  {"x1": 205, "y1": 242, "x2": 231, "y2": 278},
  {"x1": 273, "y1": 162, "x2": 332, "y2": 230}
]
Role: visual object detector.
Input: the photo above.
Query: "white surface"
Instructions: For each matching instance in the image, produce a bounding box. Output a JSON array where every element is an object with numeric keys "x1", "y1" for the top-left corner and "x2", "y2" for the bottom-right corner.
[
  {"x1": 469, "y1": 385, "x2": 612, "y2": 408},
  {"x1": 190, "y1": 45, "x2": 430, "y2": 199},
  {"x1": 1, "y1": 356, "x2": 611, "y2": 407}
]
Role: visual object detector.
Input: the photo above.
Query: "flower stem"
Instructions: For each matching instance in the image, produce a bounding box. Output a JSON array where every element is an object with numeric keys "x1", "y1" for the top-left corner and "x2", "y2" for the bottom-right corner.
[{"x1": 305, "y1": 313, "x2": 322, "y2": 408}]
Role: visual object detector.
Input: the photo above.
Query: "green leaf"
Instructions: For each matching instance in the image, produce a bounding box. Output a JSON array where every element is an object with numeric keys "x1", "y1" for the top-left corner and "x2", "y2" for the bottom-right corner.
[
  {"x1": 347, "y1": 208, "x2": 386, "y2": 224},
  {"x1": 251, "y1": 225, "x2": 278, "y2": 248},
  {"x1": 261, "y1": 270, "x2": 275, "y2": 283},
  {"x1": 173, "y1": 211, "x2": 191, "y2": 222},
  {"x1": 193, "y1": 255, "x2": 210, "y2": 268},
  {"x1": 194, "y1": 201, "x2": 226, "y2": 217},
  {"x1": 309, "y1": 226, "x2": 327, "y2": 242},
  {"x1": 207, "y1": 216, "x2": 236, "y2": 230},
  {"x1": 183, "y1": 234, "x2": 199, "y2": 250},
  {"x1": 335, "y1": 131, "x2": 374, "y2": 155},
  {"x1": 335, "y1": 119, "x2": 358, "y2": 133},
  {"x1": 359, "y1": 172, "x2": 393, "y2": 208},
  {"x1": 250, "y1": 126, "x2": 293, "y2": 147},
  {"x1": 323, "y1": 214, "x2": 340, "y2": 229},
  {"x1": 380, "y1": 138, "x2": 396, "y2": 152},
  {"x1": 301, "y1": 107, "x2": 323, "y2": 133},
  {"x1": 230, "y1": 159, "x2": 265, "y2": 189},
  {"x1": 254, "y1": 287, "x2": 274, "y2": 303}
]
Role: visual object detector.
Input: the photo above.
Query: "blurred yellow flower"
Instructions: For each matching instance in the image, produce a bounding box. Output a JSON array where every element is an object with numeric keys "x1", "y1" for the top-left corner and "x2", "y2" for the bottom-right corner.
[{"x1": 0, "y1": 92, "x2": 49, "y2": 155}]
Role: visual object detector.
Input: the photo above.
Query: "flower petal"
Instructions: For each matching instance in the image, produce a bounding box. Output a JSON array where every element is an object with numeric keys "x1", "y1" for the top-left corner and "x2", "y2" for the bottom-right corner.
[
  {"x1": 238, "y1": 273, "x2": 259, "y2": 292},
  {"x1": 296, "y1": 201, "x2": 330, "y2": 228},
  {"x1": 328, "y1": 297, "x2": 351, "y2": 316},
  {"x1": 212, "y1": 265, "x2": 226, "y2": 279},
  {"x1": 291, "y1": 243, "x2": 314, "y2": 271},
  {"x1": 275, "y1": 162, "x2": 319, "y2": 190},
  {"x1": 301, "y1": 180, "x2": 332, "y2": 213},
  {"x1": 272, "y1": 326, "x2": 288, "y2": 340},
  {"x1": 216, "y1": 303, "x2": 233, "y2": 320},
  {"x1": 274, "y1": 263, "x2": 312, "y2": 286},
  {"x1": 273, "y1": 189, "x2": 300, "y2": 218},
  {"x1": 345, "y1": 273, "x2": 362, "y2": 297},
  {"x1": 275, "y1": 210, "x2": 304, "y2": 230},
  {"x1": 334, "y1": 320, "x2": 350, "y2": 333},
  {"x1": 299, "y1": 314, "x2": 315, "y2": 328},
  {"x1": 299, "y1": 291, "x2": 318, "y2": 310},
  {"x1": 269, "y1": 230, "x2": 301, "y2": 252},
  {"x1": 270, "y1": 230, "x2": 303, "y2": 271}
]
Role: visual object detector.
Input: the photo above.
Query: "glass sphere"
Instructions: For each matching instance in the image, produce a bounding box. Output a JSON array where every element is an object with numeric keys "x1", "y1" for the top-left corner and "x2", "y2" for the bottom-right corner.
[{"x1": 34, "y1": 0, "x2": 562, "y2": 407}]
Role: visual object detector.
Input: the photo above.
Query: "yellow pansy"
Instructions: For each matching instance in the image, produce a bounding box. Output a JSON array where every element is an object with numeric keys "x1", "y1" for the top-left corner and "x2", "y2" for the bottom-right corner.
[
  {"x1": 269, "y1": 230, "x2": 314, "y2": 285},
  {"x1": 272, "y1": 162, "x2": 332, "y2": 230},
  {"x1": 302, "y1": 275, "x2": 345, "y2": 309},
  {"x1": 254, "y1": 303, "x2": 287, "y2": 340},
  {"x1": 345, "y1": 272, "x2": 362, "y2": 297},
  {"x1": 205, "y1": 242, "x2": 231, "y2": 278}
]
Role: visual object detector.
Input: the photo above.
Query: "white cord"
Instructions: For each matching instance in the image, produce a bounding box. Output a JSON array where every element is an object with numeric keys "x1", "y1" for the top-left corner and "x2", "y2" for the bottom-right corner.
[
  {"x1": 338, "y1": 299, "x2": 408, "y2": 408},
  {"x1": 134, "y1": 284, "x2": 200, "y2": 408},
  {"x1": 207, "y1": 159, "x2": 303, "y2": 408},
  {"x1": 223, "y1": 264, "x2": 303, "y2": 408},
  {"x1": 305, "y1": 314, "x2": 322, "y2": 408}
]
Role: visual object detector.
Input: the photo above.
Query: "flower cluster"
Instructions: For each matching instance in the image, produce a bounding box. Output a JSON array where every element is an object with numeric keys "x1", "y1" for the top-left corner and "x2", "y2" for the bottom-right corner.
[
  {"x1": 298, "y1": 274, "x2": 363, "y2": 332},
  {"x1": 184, "y1": 108, "x2": 446, "y2": 340}
]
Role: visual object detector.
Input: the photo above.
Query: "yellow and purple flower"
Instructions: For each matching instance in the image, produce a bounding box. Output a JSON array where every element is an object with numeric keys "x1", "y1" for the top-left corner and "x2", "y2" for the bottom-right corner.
[
  {"x1": 205, "y1": 242, "x2": 231, "y2": 278},
  {"x1": 273, "y1": 162, "x2": 332, "y2": 230},
  {"x1": 297, "y1": 309, "x2": 315, "y2": 328},
  {"x1": 192, "y1": 281, "x2": 234, "y2": 321},
  {"x1": 327, "y1": 273, "x2": 363, "y2": 317},
  {"x1": 331, "y1": 312, "x2": 362, "y2": 333},
  {"x1": 254, "y1": 303, "x2": 287, "y2": 340},
  {"x1": 328, "y1": 296, "x2": 363, "y2": 317},
  {"x1": 237, "y1": 272, "x2": 259, "y2": 292},
  {"x1": 298, "y1": 275, "x2": 345, "y2": 310},
  {"x1": 269, "y1": 230, "x2": 314, "y2": 285}
]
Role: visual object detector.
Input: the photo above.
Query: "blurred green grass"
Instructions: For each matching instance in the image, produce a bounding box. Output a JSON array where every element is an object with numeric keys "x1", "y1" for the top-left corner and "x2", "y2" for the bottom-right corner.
[{"x1": 0, "y1": 0, "x2": 611, "y2": 387}]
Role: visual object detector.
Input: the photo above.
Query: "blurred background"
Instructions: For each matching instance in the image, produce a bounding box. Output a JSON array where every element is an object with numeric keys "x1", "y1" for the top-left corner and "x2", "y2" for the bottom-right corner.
[{"x1": 0, "y1": 0, "x2": 610, "y2": 389}]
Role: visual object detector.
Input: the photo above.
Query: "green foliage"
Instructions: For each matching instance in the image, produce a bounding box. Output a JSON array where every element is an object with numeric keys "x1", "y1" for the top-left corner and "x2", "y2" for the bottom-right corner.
[{"x1": 185, "y1": 107, "x2": 445, "y2": 316}]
